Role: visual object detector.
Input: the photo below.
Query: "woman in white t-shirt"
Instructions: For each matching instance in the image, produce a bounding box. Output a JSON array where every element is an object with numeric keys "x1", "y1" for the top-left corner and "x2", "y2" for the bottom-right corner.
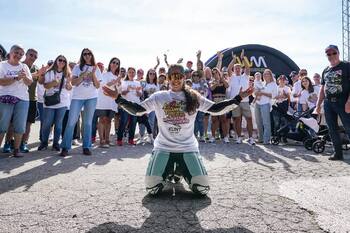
[
  {"x1": 254, "y1": 69, "x2": 278, "y2": 144},
  {"x1": 299, "y1": 76, "x2": 318, "y2": 112},
  {"x1": 116, "y1": 67, "x2": 142, "y2": 146},
  {"x1": 103, "y1": 64, "x2": 252, "y2": 196},
  {"x1": 95, "y1": 57, "x2": 120, "y2": 147},
  {"x1": 38, "y1": 55, "x2": 72, "y2": 151},
  {"x1": 60, "y1": 48, "x2": 101, "y2": 157},
  {"x1": 0, "y1": 45, "x2": 33, "y2": 157}
]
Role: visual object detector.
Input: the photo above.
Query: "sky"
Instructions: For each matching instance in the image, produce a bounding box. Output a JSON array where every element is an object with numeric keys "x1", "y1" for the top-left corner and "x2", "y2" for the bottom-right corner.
[{"x1": 0, "y1": 0, "x2": 343, "y2": 75}]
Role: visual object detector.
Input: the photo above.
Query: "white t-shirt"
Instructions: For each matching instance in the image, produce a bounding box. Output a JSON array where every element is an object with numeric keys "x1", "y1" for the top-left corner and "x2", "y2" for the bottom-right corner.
[
  {"x1": 121, "y1": 80, "x2": 141, "y2": 103},
  {"x1": 43, "y1": 70, "x2": 71, "y2": 109},
  {"x1": 256, "y1": 82, "x2": 278, "y2": 105},
  {"x1": 37, "y1": 84, "x2": 45, "y2": 103},
  {"x1": 313, "y1": 84, "x2": 321, "y2": 97},
  {"x1": 0, "y1": 61, "x2": 32, "y2": 101},
  {"x1": 96, "y1": 71, "x2": 118, "y2": 111},
  {"x1": 299, "y1": 89, "x2": 318, "y2": 110},
  {"x1": 71, "y1": 64, "x2": 102, "y2": 100},
  {"x1": 228, "y1": 74, "x2": 250, "y2": 102},
  {"x1": 143, "y1": 83, "x2": 159, "y2": 98},
  {"x1": 291, "y1": 80, "x2": 302, "y2": 103},
  {"x1": 140, "y1": 90, "x2": 214, "y2": 152},
  {"x1": 276, "y1": 86, "x2": 291, "y2": 103}
]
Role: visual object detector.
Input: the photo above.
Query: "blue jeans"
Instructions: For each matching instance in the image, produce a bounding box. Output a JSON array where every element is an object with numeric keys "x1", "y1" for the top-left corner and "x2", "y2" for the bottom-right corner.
[
  {"x1": 37, "y1": 102, "x2": 44, "y2": 141},
  {"x1": 324, "y1": 99, "x2": 350, "y2": 156},
  {"x1": 117, "y1": 108, "x2": 137, "y2": 141},
  {"x1": 194, "y1": 111, "x2": 205, "y2": 137},
  {"x1": 61, "y1": 98, "x2": 97, "y2": 150},
  {"x1": 41, "y1": 107, "x2": 67, "y2": 145},
  {"x1": 148, "y1": 111, "x2": 156, "y2": 134},
  {"x1": 0, "y1": 100, "x2": 29, "y2": 134},
  {"x1": 91, "y1": 111, "x2": 98, "y2": 138},
  {"x1": 255, "y1": 103, "x2": 271, "y2": 143}
]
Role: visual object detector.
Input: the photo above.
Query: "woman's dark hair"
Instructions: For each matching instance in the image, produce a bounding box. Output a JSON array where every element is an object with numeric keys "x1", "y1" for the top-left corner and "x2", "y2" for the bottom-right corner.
[
  {"x1": 146, "y1": 69, "x2": 157, "y2": 84},
  {"x1": 168, "y1": 64, "x2": 199, "y2": 115},
  {"x1": 124, "y1": 67, "x2": 136, "y2": 81},
  {"x1": 301, "y1": 76, "x2": 314, "y2": 93},
  {"x1": 79, "y1": 48, "x2": 96, "y2": 71},
  {"x1": 107, "y1": 57, "x2": 120, "y2": 76},
  {"x1": 46, "y1": 55, "x2": 71, "y2": 78}
]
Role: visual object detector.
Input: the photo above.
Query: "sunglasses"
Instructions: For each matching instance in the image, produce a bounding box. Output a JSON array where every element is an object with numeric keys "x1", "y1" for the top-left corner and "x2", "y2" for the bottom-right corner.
[
  {"x1": 83, "y1": 52, "x2": 92, "y2": 56},
  {"x1": 14, "y1": 51, "x2": 24, "y2": 56},
  {"x1": 149, "y1": 72, "x2": 156, "y2": 75},
  {"x1": 29, "y1": 53, "x2": 38, "y2": 59},
  {"x1": 58, "y1": 58, "x2": 66, "y2": 63},
  {"x1": 169, "y1": 73, "x2": 183, "y2": 81},
  {"x1": 326, "y1": 52, "x2": 337, "y2": 57},
  {"x1": 111, "y1": 61, "x2": 119, "y2": 65},
  {"x1": 300, "y1": 73, "x2": 307, "y2": 76}
]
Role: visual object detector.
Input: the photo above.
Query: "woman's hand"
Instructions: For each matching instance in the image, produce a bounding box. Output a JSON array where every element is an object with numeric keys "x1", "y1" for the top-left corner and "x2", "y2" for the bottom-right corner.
[
  {"x1": 103, "y1": 85, "x2": 119, "y2": 99},
  {"x1": 239, "y1": 87, "x2": 254, "y2": 98}
]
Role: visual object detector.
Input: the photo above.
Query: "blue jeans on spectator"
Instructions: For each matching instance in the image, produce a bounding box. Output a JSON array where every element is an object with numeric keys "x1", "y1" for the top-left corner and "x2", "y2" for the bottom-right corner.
[
  {"x1": 61, "y1": 98, "x2": 97, "y2": 150},
  {"x1": 255, "y1": 103, "x2": 271, "y2": 144},
  {"x1": 37, "y1": 102, "x2": 44, "y2": 141},
  {"x1": 117, "y1": 108, "x2": 137, "y2": 141},
  {"x1": 41, "y1": 107, "x2": 67, "y2": 146},
  {"x1": 91, "y1": 110, "x2": 98, "y2": 139},
  {"x1": 0, "y1": 100, "x2": 29, "y2": 134},
  {"x1": 148, "y1": 111, "x2": 156, "y2": 134},
  {"x1": 324, "y1": 98, "x2": 350, "y2": 156},
  {"x1": 194, "y1": 111, "x2": 205, "y2": 137}
]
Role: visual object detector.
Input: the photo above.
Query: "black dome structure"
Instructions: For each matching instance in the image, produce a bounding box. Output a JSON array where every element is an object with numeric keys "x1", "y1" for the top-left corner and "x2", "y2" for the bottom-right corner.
[{"x1": 205, "y1": 44, "x2": 299, "y2": 76}]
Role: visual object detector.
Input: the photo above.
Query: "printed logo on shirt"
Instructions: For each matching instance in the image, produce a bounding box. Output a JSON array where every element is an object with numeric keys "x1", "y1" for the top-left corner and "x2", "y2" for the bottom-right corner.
[
  {"x1": 324, "y1": 69, "x2": 343, "y2": 96},
  {"x1": 307, "y1": 93, "x2": 318, "y2": 104},
  {"x1": 6, "y1": 70, "x2": 19, "y2": 78},
  {"x1": 162, "y1": 100, "x2": 189, "y2": 126},
  {"x1": 80, "y1": 71, "x2": 93, "y2": 87}
]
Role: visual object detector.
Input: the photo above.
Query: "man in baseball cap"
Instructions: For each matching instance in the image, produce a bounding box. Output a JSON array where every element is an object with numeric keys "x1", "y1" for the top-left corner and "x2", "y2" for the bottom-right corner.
[{"x1": 315, "y1": 45, "x2": 350, "y2": 160}]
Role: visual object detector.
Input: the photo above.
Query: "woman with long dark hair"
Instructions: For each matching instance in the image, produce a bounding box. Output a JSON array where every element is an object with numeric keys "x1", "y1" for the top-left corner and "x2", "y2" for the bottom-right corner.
[
  {"x1": 299, "y1": 76, "x2": 318, "y2": 111},
  {"x1": 103, "y1": 64, "x2": 251, "y2": 196},
  {"x1": 60, "y1": 48, "x2": 101, "y2": 156},
  {"x1": 38, "y1": 55, "x2": 72, "y2": 151},
  {"x1": 95, "y1": 57, "x2": 120, "y2": 147}
]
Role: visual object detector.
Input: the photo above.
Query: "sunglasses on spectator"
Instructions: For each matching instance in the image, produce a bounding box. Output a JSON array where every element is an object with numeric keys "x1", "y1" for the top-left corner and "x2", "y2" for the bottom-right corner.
[
  {"x1": 326, "y1": 52, "x2": 337, "y2": 57},
  {"x1": 149, "y1": 72, "x2": 156, "y2": 75},
  {"x1": 14, "y1": 51, "x2": 24, "y2": 56},
  {"x1": 83, "y1": 52, "x2": 92, "y2": 56},
  {"x1": 111, "y1": 61, "x2": 119, "y2": 65},
  {"x1": 58, "y1": 58, "x2": 66, "y2": 63},
  {"x1": 169, "y1": 73, "x2": 183, "y2": 81},
  {"x1": 300, "y1": 73, "x2": 307, "y2": 76},
  {"x1": 29, "y1": 53, "x2": 37, "y2": 59}
]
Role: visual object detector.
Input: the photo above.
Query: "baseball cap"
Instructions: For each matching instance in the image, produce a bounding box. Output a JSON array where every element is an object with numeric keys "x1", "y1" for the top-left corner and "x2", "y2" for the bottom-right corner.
[{"x1": 325, "y1": 45, "x2": 339, "y2": 53}]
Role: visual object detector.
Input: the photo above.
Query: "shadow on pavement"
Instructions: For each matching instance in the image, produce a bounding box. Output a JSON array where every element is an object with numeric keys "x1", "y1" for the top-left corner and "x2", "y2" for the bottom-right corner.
[{"x1": 87, "y1": 184, "x2": 255, "y2": 233}]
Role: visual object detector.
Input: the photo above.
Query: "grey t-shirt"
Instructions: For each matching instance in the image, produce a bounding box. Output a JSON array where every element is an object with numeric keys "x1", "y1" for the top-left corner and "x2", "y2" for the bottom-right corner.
[{"x1": 141, "y1": 90, "x2": 213, "y2": 152}]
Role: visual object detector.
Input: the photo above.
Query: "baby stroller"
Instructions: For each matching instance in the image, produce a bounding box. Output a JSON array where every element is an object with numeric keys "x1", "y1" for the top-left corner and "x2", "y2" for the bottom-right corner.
[{"x1": 271, "y1": 106, "x2": 319, "y2": 149}]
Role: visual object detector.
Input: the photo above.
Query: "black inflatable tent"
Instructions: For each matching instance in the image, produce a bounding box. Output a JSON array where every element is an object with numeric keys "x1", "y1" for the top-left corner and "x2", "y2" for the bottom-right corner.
[
  {"x1": 205, "y1": 44, "x2": 299, "y2": 77},
  {"x1": 0, "y1": 44, "x2": 7, "y2": 60}
]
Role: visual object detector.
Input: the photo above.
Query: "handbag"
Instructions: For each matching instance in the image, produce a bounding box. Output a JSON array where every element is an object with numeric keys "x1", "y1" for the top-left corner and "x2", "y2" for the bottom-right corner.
[{"x1": 44, "y1": 73, "x2": 65, "y2": 106}]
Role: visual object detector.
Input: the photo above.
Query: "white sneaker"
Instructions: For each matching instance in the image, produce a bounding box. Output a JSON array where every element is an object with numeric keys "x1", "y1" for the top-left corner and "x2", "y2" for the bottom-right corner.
[
  {"x1": 199, "y1": 136, "x2": 206, "y2": 143},
  {"x1": 247, "y1": 137, "x2": 256, "y2": 145},
  {"x1": 229, "y1": 130, "x2": 236, "y2": 139},
  {"x1": 147, "y1": 134, "x2": 154, "y2": 143},
  {"x1": 223, "y1": 136, "x2": 230, "y2": 143},
  {"x1": 236, "y1": 137, "x2": 243, "y2": 144},
  {"x1": 72, "y1": 139, "x2": 79, "y2": 145},
  {"x1": 208, "y1": 136, "x2": 215, "y2": 143}
]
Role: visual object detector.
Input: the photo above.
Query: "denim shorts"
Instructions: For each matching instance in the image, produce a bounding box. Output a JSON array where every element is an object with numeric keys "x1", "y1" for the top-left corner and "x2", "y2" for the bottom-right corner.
[{"x1": 0, "y1": 100, "x2": 29, "y2": 134}]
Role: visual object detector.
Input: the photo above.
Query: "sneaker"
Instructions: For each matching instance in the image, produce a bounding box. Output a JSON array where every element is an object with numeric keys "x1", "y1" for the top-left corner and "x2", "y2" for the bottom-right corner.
[
  {"x1": 229, "y1": 130, "x2": 235, "y2": 139},
  {"x1": 52, "y1": 144, "x2": 60, "y2": 151},
  {"x1": 116, "y1": 140, "x2": 123, "y2": 146},
  {"x1": 148, "y1": 134, "x2": 154, "y2": 143},
  {"x1": 208, "y1": 136, "x2": 215, "y2": 143},
  {"x1": 20, "y1": 142, "x2": 29, "y2": 153},
  {"x1": 2, "y1": 141, "x2": 12, "y2": 153},
  {"x1": 328, "y1": 153, "x2": 343, "y2": 161},
  {"x1": 83, "y1": 148, "x2": 92, "y2": 156},
  {"x1": 12, "y1": 149, "x2": 24, "y2": 158},
  {"x1": 38, "y1": 144, "x2": 48, "y2": 151},
  {"x1": 60, "y1": 148, "x2": 68, "y2": 157},
  {"x1": 72, "y1": 139, "x2": 79, "y2": 145},
  {"x1": 101, "y1": 144, "x2": 110, "y2": 148},
  {"x1": 199, "y1": 136, "x2": 206, "y2": 143},
  {"x1": 236, "y1": 137, "x2": 243, "y2": 144},
  {"x1": 128, "y1": 139, "x2": 136, "y2": 146},
  {"x1": 223, "y1": 136, "x2": 230, "y2": 143},
  {"x1": 247, "y1": 137, "x2": 256, "y2": 145},
  {"x1": 49, "y1": 133, "x2": 53, "y2": 142},
  {"x1": 91, "y1": 136, "x2": 96, "y2": 144}
]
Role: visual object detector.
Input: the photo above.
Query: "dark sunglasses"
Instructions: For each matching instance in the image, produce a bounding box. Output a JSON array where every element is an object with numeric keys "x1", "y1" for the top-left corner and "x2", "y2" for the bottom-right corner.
[
  {"x1": 300, "y1": 73, "x2": 307, "y2": 76},
  {"x1": 149, "y1": 72, "x2": 156, "y2": 75},
  {"x1": 169, "y1": 73, "x2": 183, "y2": 81},
  {"x1": 111, "y1": 61, "x2": 119, "y2": 65},
  {"x1": 83, "y1": 52, "x2": 92, "y2": 56},
  {"x1": 29, "y1": 53, "x2": 38, "y2": 59},
  {"x1": 14, "y1": 51, "x2": 24, "y2": 56},
  {"x1": 327, "y1": 52, "x2": 337, "y2": 57},
  {"x1": 58, "y1": 58, "x2": 66, "y2": 63}
]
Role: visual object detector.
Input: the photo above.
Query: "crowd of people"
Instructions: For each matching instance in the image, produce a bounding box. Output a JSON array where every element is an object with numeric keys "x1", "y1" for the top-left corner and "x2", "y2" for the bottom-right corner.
[{"x1": 0, "y1": 44, "x2": 349, "y2": 161}]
